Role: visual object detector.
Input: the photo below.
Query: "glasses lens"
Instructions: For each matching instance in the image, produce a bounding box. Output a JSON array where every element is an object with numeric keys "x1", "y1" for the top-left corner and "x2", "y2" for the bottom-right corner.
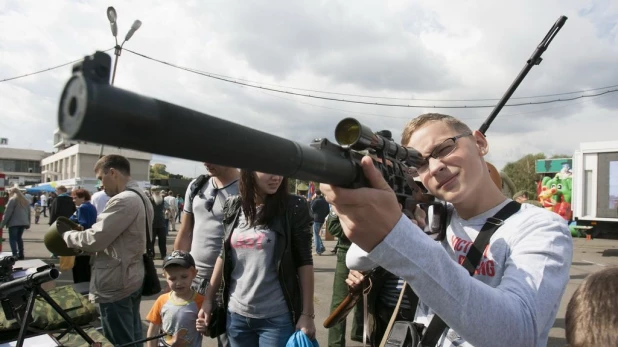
[{"x1": 433, "y1": 139, "x2": 456, "y2": 159}]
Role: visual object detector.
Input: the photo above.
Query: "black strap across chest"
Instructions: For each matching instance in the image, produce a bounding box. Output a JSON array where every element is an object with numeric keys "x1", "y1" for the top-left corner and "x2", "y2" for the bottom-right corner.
[
  {"x1": 419, "y1": 200, "x2": 521, "y2": 347},
  {"x1": 127, "y1": 189, "x2": 154, "y2": 257}
]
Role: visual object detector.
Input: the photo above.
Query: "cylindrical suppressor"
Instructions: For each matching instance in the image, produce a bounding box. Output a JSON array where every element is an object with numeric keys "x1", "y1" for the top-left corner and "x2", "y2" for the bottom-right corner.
[
  {"x1": 58, "y1": 55, "x2": 359, "y2": 186},
  {"x1": 57, "y1": 51, "x2": 426, "y2": 200}
]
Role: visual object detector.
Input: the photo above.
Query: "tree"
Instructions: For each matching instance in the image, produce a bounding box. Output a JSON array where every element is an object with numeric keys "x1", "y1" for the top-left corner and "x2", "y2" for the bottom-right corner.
[
  {"x1": 502, "y1": 153, "x2": 546, "y2": 200},
  {"x1": 149, "y1": 163, "x2": 170, "y2": 179}
]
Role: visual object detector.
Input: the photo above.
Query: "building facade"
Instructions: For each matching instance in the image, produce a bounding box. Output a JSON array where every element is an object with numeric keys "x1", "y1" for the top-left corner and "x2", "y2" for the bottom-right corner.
[
  {"x1": 0, "y1": 147, "x2": 51, "y2": 186},
  {"x1": 37, "y1": 130, "x2": 152, "y2": 192}
]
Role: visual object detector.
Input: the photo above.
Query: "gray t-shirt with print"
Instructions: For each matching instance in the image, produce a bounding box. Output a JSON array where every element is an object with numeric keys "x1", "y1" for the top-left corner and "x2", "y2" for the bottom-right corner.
[
  {"x1": 184, "y1": 176, "x2": 239, "y2": 279},
  {"x1": 227, "y1": 210, "x2": 289, "y2": 319}
]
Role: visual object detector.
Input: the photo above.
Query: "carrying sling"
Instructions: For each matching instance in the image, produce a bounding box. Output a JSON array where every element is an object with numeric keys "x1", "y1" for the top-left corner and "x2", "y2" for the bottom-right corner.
[
  {"x1": 420, "y1": 200, "x2": 521, "y2": 346},
  {"x1": 382, "y1": 201, "x2": 521, "y2": 347}
]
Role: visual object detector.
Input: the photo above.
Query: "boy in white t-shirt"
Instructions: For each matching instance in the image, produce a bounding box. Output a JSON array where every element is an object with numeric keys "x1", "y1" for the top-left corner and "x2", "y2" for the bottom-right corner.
[{"x1": 322, "y1": 113, "x2": 573, "y2": 346}]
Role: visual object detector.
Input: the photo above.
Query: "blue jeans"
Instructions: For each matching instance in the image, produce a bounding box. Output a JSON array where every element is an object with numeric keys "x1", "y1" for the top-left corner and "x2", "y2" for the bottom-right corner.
[
  {"x1": 226, "y1": 311, "x2": 295, "y2": 347},
  {"x1": 8, "y1": 226, "x2": 25, "y2": 258},
  {"x1": 313, "y1": 222, "x2": 325, "y2": 254},
  {"x1": 99, "y1": 288, "x2": 143, "y2": 346}
]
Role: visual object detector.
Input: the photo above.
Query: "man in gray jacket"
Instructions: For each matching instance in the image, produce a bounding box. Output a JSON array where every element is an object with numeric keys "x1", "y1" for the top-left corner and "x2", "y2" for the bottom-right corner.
[{"x1": 62, "y1": 155, "x2": 153, "y2": 347}]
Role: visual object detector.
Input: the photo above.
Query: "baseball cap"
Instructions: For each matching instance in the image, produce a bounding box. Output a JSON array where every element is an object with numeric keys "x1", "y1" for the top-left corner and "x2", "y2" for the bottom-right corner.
[{"x1": 163, "y1": 250, "x2": 195, "y2": 269}]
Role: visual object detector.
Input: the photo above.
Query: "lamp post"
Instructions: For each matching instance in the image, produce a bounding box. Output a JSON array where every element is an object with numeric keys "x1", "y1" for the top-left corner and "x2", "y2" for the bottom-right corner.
[{"x1": 99, "y1": 6, "x2": 142, "y2": 157}]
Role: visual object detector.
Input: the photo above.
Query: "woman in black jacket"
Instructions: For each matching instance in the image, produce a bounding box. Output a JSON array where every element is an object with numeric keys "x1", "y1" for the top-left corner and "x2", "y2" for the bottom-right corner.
[{"x1": 198, "y1": 170, "x2": 315, "y2": 346}]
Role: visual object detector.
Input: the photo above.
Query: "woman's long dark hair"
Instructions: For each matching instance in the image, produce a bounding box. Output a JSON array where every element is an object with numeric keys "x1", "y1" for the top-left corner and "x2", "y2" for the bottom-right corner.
[{"x1": 239, "y1": 170, "x2": 289, "y2": 227}]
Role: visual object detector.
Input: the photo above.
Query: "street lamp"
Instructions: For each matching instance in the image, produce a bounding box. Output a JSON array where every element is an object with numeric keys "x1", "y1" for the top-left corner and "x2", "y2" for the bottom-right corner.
[
  {"x1": 106, "y1": 6, "x2": 142, "y2": 85},
  {"x1": 100, "y1": 6, "x2": 142, "y2": 157}
]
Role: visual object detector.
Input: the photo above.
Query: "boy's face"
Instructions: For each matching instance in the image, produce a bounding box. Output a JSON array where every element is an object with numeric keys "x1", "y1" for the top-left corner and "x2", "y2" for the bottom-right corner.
[
  {"x1": 405, "y1": 121, "x2": 488, "y2": 204},
  {"x1": 163, "y1": 266, "x2": 197, "y2": 295}
]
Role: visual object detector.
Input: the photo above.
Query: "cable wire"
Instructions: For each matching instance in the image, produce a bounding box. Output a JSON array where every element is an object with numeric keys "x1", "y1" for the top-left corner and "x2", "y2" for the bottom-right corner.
[
  {"x1": 255, "y1": 81, "x2": 616, "y2": 121},
  {"x1": 0, "y1": 48, "x2": 114, "y2": 83},
  {"x1": 125, "y1": 48, "x2": 618, "y2": 109},
  {"x1": 3, "y1": 47, "x2": 617, "y2": 107},
  {"x1": 125, "y1": 48, "x2": 618, "y2": 102}
]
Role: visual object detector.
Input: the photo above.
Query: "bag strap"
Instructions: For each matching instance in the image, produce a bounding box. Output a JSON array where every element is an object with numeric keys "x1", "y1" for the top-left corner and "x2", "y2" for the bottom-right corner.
[
  {"x1": 127, "y1": 189, "x2": 154, "y2": 258},
  {"x1": 189, "y1": 174, "x2": 210, "y2": 204},
  {"x1": 420, "y1": 200, "x2": 521, "y2": 347},
  {"x1": 379, "y1": 280, "x2": 420, "y2": 347}
]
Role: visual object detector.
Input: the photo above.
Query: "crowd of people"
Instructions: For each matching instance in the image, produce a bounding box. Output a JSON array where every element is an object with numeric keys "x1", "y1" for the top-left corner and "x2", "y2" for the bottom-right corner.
[{"x1": 3, "y1": 112, "x2": 617, "y2": 346}]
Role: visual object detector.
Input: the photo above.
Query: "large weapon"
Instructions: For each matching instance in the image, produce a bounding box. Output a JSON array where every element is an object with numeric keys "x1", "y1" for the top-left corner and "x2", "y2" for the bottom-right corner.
[
  {"x1": 0, "y1": 262, "x2": 96, "y2": 347},
  {"x1": 58, "y1": 53, "x2": 436, "y2": 212}
]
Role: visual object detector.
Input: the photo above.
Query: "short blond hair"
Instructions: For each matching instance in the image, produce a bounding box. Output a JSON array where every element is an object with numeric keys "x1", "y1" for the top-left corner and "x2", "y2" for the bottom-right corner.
[
  {"x1": 401, "y1": 113, "x2": 472, "y2": 146},
  {"x1": 566, "y1": 266, "x2": 618, "y2": 346}
]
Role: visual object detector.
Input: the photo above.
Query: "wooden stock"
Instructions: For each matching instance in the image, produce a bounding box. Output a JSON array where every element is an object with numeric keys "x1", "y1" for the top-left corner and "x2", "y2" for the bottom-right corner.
[
  {"x1": 323, "y1": 276, "x2": 367, "y2": 328},
  {"x1": 324, "y1": 177, "x2": 440, "y2": 329}
]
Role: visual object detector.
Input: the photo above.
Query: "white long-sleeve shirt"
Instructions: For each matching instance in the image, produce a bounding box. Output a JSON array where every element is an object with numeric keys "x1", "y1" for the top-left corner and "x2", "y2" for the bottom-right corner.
[
  {"x1": 91, "y1": 190, "x2": 110, "y2": 216},
  {"x1": 347, "y1": 200, "x2": 572, "y2": 347}
]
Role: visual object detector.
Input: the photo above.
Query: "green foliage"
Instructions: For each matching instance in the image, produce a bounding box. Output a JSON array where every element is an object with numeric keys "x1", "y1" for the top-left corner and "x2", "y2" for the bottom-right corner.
[
  {"x1": 149, "y1": 164, "x2": 193, "y2": 181},
  {"x1": 502, "y1": 153, "x2": 546, "y2": 200},
  {"x1": 550, "y1": 154, "x2": 572, "y2": 159},
  {"x1": 149, "y1": 163, "x2": 169, "y2": 179},
  {"x1": 168, "y1": 173, "x2": 191, "y2": 180}
]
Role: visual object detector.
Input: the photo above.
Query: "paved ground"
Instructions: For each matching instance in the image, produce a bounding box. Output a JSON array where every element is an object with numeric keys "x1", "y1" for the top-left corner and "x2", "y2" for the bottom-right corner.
[{"x1": 2, "y1": 215, "x2": 618, "y2": 346}]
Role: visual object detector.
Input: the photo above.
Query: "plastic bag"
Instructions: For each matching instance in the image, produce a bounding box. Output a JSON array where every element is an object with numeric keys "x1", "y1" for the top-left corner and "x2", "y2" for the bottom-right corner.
[{"x1": 285, "y1": 330, "x2": 319, "y2": 347}]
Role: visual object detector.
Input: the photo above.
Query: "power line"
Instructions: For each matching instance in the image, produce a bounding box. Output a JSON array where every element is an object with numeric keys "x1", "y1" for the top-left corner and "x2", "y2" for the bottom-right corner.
[
  {"x1": 3, "y1": 47, "x2": 618, "y2": 107},
  {"x1": 255, "y1": 81, "x2": 617, "y2": 121},
  {"x1": 0, "y1": 48, "x2": 114, "y2": 83},
  {"x1": 195, "y1": 72, "x2": 618, "y2": 102},
  {"x1": 125, "y1": 48, "x2": 618, "y2": 109},
  {"x1": 124, "y1": 48, "x2": 618, "y2": 102}
]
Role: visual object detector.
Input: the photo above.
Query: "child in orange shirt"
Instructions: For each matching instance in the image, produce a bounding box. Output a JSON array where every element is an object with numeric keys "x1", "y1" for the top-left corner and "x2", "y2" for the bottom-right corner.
[{"x1": 146, "y1": 251, "x2": 204, "y2": 347}]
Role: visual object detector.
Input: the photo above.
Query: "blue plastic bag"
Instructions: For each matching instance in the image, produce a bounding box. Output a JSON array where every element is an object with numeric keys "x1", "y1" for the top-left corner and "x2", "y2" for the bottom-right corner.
[{"x1": 285, "y1": 330, "x2": 319, "y2": 347}]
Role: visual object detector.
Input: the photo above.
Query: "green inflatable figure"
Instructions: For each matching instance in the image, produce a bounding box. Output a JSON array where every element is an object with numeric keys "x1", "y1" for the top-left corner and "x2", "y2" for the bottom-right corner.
[{"x1": 540, "y1": 169, "x2": 572, "y2": 221}]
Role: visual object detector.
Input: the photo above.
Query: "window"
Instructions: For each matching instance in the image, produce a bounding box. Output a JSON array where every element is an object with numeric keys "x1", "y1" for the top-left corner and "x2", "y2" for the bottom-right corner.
[
  {"x1": 0, "y1": 159, "x2": 16, "y2": 172},
  {"x1": 584, "y1": 170, "x2": 593, "y2": 216},
  {"x1": 0, "y1": 159, "x2": 41, "y2": 173}
]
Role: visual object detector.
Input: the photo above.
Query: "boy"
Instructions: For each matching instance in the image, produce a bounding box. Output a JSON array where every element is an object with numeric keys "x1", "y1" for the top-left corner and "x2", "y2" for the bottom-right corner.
[
  {"x1": 565, "y1": 266, "x2": 618, "y2": 347},
  {"x1": 323, "y1": 113, "x2": 573, "y2": 346},
  {"x1": 34, "y1": 202, "x2": 42, "y2": 224},
  {"x1": 147, "y1": 250, "x2": 204, "y2": 347}
]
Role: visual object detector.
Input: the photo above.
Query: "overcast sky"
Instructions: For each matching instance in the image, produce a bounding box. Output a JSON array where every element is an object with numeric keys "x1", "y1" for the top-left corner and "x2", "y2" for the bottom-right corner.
[{"x1": 1, "y1": 0, "x2": 617, "y2": 179}]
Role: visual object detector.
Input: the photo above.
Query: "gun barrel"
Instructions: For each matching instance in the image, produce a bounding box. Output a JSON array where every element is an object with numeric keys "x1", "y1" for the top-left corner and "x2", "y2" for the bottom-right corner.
[
  {"x1": 334, "y1": 118, "x2": 410, "y2": 161},
  {"x1": 58, "y1": 73, "x2": 359, "y2": 186},
  {"x1": 0, "y1": 268, "x2": 60, "y2": 298}
]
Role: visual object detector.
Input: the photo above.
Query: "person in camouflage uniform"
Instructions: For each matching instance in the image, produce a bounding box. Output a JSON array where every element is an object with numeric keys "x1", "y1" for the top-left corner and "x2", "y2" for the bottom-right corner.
[{"x1": 326, "y1": 209, "x2": 364, "y2": 347}]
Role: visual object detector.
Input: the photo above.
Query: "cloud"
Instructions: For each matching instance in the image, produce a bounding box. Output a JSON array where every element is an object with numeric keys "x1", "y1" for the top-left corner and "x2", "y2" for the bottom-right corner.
[{"x1": 1, "y1": 0, "x2": 617, "y2": 181}]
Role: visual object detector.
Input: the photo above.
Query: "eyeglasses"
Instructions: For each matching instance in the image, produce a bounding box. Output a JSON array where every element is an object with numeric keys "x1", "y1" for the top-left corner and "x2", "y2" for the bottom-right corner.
[
  {"x1": 406, "y1": 133, "x2": 472, "y2": 177},
  {"x1": 205, "y1": 188, "x2": 219, "y2": 212}
]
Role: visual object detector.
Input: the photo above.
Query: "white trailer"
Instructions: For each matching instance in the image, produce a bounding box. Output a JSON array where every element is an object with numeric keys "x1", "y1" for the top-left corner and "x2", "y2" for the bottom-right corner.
[{"x1": 571, "y1": 141, "x2": 618, "y2": 238}]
